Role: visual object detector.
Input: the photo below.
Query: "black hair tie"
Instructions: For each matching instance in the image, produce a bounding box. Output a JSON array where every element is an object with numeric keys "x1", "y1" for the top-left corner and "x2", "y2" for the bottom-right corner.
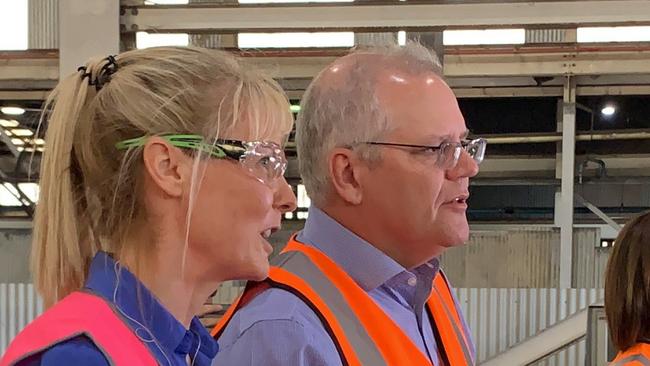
[{"x1": 77, "y1": 55, "x2": 119, "y2": 91}]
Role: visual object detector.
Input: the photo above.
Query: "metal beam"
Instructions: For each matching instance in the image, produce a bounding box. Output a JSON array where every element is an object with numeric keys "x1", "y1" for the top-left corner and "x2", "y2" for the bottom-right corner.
[
  {"x1": 0, "y1": 91, "x2": 51, "y2": 100},
  {"x1": 575, "y1": 194, "x2": 622, "y2": 232},
  {"x1": 556, "y1": 76, "x2": 576, "y2": 289},
  {"x1": 120, "y1": 1, "x2": 650, "y2": 33},
  {"x1": 5, "y1": 46, "x2": 650, "y2": 86},
  {"x1": 482, "y1": 308, "x2": 589, "y2": 366}
]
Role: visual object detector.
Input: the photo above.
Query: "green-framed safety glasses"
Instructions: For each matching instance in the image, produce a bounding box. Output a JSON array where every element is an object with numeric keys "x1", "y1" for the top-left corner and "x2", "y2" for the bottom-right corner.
[{"x1": 115, "y1": 134, "x2": 288, "y2": 184}]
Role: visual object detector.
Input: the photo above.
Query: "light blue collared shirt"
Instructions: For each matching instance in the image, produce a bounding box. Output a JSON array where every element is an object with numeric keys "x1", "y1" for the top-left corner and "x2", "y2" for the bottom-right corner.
[{"x1": 213, "y1": 207, "x2": 474, "y2": 366}]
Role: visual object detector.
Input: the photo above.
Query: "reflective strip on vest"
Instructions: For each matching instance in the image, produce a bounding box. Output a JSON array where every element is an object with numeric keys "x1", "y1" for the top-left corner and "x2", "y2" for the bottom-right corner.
[
  {"x1": 611, "y1": 344, "x2": 650, "y2": 366},
  {"x1": 611, "y1": 354, "x2": 650, "y2": 366},
  {"x1": 274, "y1": 250, "x2": 389, "y2": 366},
  {"x1": 0, "y1": 292, "x2": 158, "y2": 366},
  {"x1": 429, "y1": 274, "x2": 474, "y2": 364}
]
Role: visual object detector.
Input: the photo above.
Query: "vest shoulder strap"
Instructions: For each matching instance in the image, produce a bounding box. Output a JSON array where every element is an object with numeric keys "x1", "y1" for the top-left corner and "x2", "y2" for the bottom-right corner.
[{"x1": 0, "y1": 291, "x2": 158, "y2": 366}]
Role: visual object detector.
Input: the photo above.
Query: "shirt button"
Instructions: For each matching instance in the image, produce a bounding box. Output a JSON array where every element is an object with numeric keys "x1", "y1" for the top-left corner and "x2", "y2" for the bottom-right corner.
[{"x1": 407, "y1": 277, "x2": 417, "y2": 287}]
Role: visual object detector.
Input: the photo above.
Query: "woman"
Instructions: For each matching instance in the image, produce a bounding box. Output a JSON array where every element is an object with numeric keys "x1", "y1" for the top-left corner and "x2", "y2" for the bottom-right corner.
[
  {"x1": 605, "y1": 211, "x2": 650, "y2": 365},
  {"x1": 0, "y1": 47, "x2": 296, "y2": 366}
]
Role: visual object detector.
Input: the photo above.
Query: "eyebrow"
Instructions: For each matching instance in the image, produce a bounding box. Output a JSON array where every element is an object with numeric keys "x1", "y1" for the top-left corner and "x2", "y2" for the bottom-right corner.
[{"x1": 425, "y1": 129, "x2": 471, "y2": 143}]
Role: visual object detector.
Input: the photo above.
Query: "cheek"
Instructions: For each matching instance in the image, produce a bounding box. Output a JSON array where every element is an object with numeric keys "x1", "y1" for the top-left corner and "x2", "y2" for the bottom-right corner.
[{"x1": 189, "y1": 168, "x2": 274, "y2": 242}]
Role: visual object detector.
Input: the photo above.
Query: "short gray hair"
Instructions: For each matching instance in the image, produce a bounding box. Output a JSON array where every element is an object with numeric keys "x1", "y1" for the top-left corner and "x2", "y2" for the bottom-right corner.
[{"x1": 296, "y1": 42, "x2": 443, "y2": 205}]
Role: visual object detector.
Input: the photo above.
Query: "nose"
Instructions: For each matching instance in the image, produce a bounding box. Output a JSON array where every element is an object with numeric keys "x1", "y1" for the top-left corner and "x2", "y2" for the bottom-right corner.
[
  {"x1": 273, "y1": 177, "x2": 297, "y2": 213},
  {"x1": 446, "y1": 150, "x2": 479, "y2": 181}
]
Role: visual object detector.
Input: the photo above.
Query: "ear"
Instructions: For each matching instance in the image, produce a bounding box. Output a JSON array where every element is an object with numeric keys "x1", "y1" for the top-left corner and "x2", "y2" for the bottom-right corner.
[
  {"x1": 328, "y1": 147, "x2": 365, "y2": 205},
  {"x1": 142, "y1": 137, "x2": 188, "y2": 198}
]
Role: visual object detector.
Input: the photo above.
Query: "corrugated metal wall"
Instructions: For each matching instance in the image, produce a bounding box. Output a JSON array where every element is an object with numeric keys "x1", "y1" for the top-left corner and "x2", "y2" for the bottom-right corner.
[
  {"x1": 454, "y1": 287, "x2": 603, "y2": 365},
  {"x1": 0, "y1": 284, "x2": 43, "y2": 355},
  {"x1": 441, "y1": 228, "x2": 605, "y2": 288},
  {"x1": 28, "y1": 0, "x2": 58, "y2": 49},
  {"x1": 525, "y1": 29, "x2": 568, "y2": 44},
  {"x1": 0, "y1": 284, "x2": 602, "y2": 364}
]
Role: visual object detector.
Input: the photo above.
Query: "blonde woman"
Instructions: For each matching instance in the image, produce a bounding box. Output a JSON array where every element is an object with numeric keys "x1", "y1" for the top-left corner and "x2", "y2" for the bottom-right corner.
[{"x1": 0, "y1": 47, "x2": 296, "y2": 366}]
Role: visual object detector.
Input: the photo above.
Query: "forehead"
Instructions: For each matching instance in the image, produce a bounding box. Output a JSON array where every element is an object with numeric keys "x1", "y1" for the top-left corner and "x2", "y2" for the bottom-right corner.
[{"x1": 375, "y1": 70, "x2": 467, "y2": 142}]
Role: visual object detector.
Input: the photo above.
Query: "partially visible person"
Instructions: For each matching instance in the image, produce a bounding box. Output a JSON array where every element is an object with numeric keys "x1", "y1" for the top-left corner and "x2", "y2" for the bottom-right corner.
[
  {"x1": 1, "y1": 46, "x2": 296, "y2": 366},
  {"x1": 606, "y1": 211, "x2": 650, "y2": 365},
  {"x1": 213, "y1": 42, "x2": 483, "y2": 366}
]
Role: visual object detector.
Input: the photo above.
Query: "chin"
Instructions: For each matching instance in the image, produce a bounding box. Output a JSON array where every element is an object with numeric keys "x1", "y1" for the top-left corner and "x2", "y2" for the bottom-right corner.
[{"x1": 244, "y1": 261, "x2": 270, "y2": 282}]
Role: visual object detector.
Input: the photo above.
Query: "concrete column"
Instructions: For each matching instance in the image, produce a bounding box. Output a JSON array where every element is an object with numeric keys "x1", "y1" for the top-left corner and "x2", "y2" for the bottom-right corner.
[
  {"x1": 58, "y1": 0, "x2": 120, "y2": 78},
  {"x1": 555, "y1": 76, "x2": 577, "y2": 288}
]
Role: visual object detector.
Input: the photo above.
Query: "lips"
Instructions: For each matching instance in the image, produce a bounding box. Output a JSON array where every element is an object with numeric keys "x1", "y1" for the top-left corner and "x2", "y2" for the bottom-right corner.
[
  {"x1": 260, "y1": 226, "x2": 280, "y2": 239},
  {"x1": 445, "y1": 193, "x2": 470, "y2": 205}
]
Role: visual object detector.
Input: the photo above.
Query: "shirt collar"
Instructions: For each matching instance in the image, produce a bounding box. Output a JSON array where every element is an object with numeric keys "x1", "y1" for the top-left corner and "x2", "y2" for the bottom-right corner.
[
  {"x1": 84, "y1": 252, "x2": 219, "y2": 361},
  {"x1": 299, "y1": 206, "x2": 409, "y2": 291}
]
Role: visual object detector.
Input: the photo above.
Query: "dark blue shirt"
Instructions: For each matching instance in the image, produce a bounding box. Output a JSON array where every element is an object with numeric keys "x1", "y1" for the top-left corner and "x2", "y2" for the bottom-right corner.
[{"x1": 19, "y1": 252, "x2": 218, "y2": 366}]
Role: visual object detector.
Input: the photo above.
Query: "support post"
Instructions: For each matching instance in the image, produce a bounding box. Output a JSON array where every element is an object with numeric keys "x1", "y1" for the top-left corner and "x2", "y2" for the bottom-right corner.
[{"x1": 555, "y1": 76, "x2": 576, "y2": 288}]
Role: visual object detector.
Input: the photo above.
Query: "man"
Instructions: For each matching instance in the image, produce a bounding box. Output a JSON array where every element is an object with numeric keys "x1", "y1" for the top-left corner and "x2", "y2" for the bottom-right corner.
[{"x1": 212, "y1": 43, "x2": 486, "y2": 366}]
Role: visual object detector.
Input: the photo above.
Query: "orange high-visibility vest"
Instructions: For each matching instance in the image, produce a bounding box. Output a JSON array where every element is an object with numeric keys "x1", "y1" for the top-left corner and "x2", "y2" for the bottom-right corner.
[
  {"x1": 610, "y1": 343, "x2": 650, "y2": 366},
  {"x1": 1, "y1": 291, "x2": 158, "y2": 366},
  {"x1": 213, "y1": 237, "x2": 474, "y2": 366}
]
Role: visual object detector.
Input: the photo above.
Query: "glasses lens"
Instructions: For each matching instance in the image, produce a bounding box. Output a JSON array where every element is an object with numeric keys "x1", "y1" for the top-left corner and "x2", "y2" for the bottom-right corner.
[
  {"x1": 466, "y1": 139, "x2": 486, "y2": 165},
  {"x1": 437, "y1": 142, "x2": 462, "y2": 169},
  {"x1": 240, "y1": 142, "x2": 287, "y2": 183}
]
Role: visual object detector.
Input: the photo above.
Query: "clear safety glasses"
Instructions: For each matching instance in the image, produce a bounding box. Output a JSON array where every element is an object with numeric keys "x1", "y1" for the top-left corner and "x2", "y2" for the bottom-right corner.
[
  {"x1": 363, "y1": 138, "x2": 487, "y2": 170},
  {"x1": 116, "y1": 134, "x2": 288, "y2": 185}
]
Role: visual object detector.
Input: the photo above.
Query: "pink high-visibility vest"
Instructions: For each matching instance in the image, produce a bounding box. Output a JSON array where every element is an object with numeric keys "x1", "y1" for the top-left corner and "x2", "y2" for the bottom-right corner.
[{"x1": 1, "y1": 291, "x2": 158, "y2": 366}]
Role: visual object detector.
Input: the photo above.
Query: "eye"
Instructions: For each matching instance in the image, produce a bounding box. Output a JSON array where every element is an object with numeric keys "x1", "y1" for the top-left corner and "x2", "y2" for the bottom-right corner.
[
  {"x1": 258, "y1": 156, "x2": 272, "y2": 166},
  {"x1": 412, "y1": 147, "x2": 437, "y2": 156}
]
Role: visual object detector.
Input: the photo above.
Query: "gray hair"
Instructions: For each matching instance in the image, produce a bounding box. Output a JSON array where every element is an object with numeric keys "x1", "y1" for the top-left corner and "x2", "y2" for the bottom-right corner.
[{"x1": 296, "y1": 42, "x2": 443, "y2": 205}]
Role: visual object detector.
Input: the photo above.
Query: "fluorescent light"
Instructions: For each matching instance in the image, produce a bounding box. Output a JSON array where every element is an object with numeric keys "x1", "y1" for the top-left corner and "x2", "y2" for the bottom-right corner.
[
  {"x1": 443, "y1": 29, "x2": 525, "y2": 46},
  {"x1": 10, "y1": 128, "x2": 33, "y2": 137},
  {"x1": 297, "y1": 184, "x2": 311, "y2": 208},
  {"x1": 290, "y1": 105, "x2": 301, "y2": 113},
  {"x1": 0, "y1": 119, "x2": 19, "y2": 127},
  {"x1": 601, "y1": 106, "x2": 616, "y2": 116},
  {"x1": 2, "y1": 129, "x2": 12, "y2": 136},
  {"x1": 144, "y1": 0, "x2": 188, "y2": 4},
  {"x1": 284, "y1": 212, "x2": 294, "y2": 219},
  {"x1": 238, "y1": 32, "x2": 354, "y2": 48},
  {"x1": 398, "y1": 31, "x2": 406, "y2": 46},
  {"x1": 11, "y1": 138, "x2": 24, "y2": 146},
  {"x1": 1, "y1": 107, "x2": 25, "y2": 115},
  {"x1": 17, "y1": 183, "x2": 39, "y2": 203},
  {"x1": 136, "y1": 32, "x2": 189, "y2": 49},
  {"x1": 297, "y1": 211, "x2": 309, "y2": 219},
  {"x1": 0, "y1": 1, "x2": 27, "y2": 50},
  {"x1": 34, "y1": 138, "x2": 45, "y2": 145},
  {"x1": 240, "y1": 0, "x2": 352, "y2": 3},
  {"x1": 578, "y1": 26, "x2": 650, "y2": 43},
  {"x1": 0, "y1": 184, "x2": 22, "y2": 206}
]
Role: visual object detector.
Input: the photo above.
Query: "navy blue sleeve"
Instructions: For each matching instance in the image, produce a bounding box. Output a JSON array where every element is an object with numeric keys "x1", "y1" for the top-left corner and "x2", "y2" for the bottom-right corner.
[{"x1": 16, "y1": 335, "x2": 110, "y2": 366}]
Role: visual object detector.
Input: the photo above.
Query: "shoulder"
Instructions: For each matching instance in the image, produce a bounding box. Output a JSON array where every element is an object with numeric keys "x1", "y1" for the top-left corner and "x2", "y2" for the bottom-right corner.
[
  {"x1": 214, "y1": 287, "x2": 340, "y2": 365},
  {"x1": 216, "y1": 286, "x2": 337, "y2": 351},
  {"x1": 16, "y1": 336, "x2": 110, "y2": 366},
  {"x1": 226, "y1": 286, "x2": 327, "y2": 333}
]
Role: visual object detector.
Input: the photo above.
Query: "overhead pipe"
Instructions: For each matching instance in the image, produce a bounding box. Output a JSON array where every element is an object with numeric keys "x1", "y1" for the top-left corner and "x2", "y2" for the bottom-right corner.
[{"x1": 483, "y1": 130, "x2": 650, "y2": 144}]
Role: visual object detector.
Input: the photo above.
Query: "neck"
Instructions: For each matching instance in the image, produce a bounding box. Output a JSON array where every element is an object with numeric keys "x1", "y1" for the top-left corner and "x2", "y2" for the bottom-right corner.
[
  {"x1": 320, "y1": 203, "x2": 444, "y2": 269},
  {"x1": 120, "y1": 233, "x2": 220, "y2": 328}
]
